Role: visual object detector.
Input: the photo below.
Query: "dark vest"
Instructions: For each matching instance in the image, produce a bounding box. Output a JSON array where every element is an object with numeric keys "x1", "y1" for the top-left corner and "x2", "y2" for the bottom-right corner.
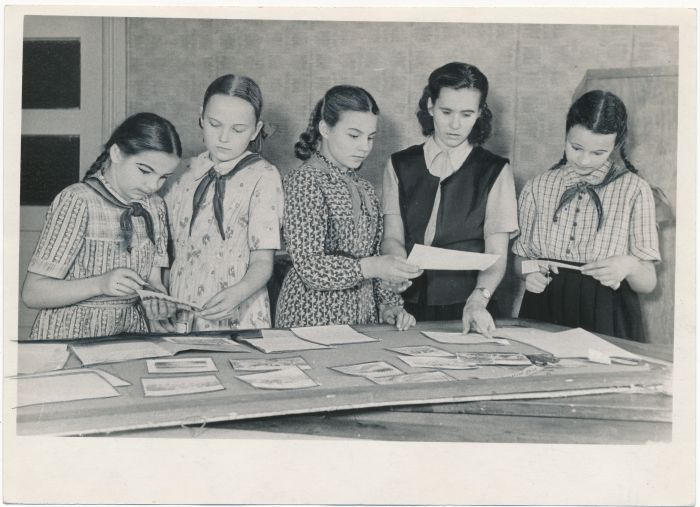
[{"x1": 392, "y1": 144, "x2": 507, "y2": 305}]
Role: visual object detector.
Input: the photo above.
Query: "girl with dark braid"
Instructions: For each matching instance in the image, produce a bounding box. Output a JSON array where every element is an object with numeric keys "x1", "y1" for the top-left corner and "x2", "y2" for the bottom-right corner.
[
  {"x1": 275, "y1": 85, "x2": 422, "y2": 329},
  {"x1": 512, "y1": 90, "x2": 660, "y2": 341},
  {"x1": 22, "y1": 113, "x2": 182, "y2": 339}
]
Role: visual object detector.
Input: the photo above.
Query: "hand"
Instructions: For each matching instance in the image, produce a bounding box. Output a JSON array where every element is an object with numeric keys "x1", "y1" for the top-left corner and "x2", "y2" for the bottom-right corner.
[
  {"x1": 382, "y1": 279, "x2": 413, "y2": 294},
  {"x1": 199, "y1": 285, "x2": 245, "y2": 321},
  {"x1": 97, "y1": 268, "x2": 145, "y2": 297},
  {"x1": 379, "y1": 304, "x2": 416, "y2": 331},
  {"x1": 361, "y1": 255, "x2": 423, "y2": 284},
  {"x1": 142, "y1": 297, "x2": 177, "y2": 321},
  {"x1": 581, "y1": 255, "x2": 638, "y2": 290},
  {"x1": 149, "y1": 318, "x2": 176, "y2": 333},
  {"x1": 524, "y1": 261, "x2": 559, "y2": 293},
  {"x1": 462, "y1": 299, "x2": 496, "y2": 337}
]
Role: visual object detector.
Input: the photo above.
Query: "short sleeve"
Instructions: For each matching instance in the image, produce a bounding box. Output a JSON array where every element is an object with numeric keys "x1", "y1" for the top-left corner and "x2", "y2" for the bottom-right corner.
[
  {"x1": 248, "y1": 163, "x2": 284, "y2": 250},
  {"x1": 511, "y1": 180, "x2": 539, "y2": 259},
  {"x1": 484, "y1": 163, "x2": 519, "y2": 239},
  {"x1": 629, "y1": 182, "x2": 661, "y2": 261},
  {"x1": 381, "y1": 159, "x2": 402, "y2": 216},
  {"x1": 27, "y1": 188, "x2": 88, "y2": 279}
]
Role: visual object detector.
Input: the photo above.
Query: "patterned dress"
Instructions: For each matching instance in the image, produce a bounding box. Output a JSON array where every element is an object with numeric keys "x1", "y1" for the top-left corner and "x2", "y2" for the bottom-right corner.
[
  {"x1": 275, "y1": 153, "x2": 403, "y2": 327},
  {"x1": 165, "y1": 151, "x2": 283, "y2": 331},
  {"x1": 27, "y1": 175, "x2": 169, "y2": 340}
]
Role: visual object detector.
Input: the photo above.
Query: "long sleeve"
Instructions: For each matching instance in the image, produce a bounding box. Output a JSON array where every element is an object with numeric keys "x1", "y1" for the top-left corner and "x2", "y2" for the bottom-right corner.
[
  {"x1": 511, "y1": 180, "x2": 539, "y2": 259},
  {"x1": 283, "y1": 168, "x2": 364, "y2": 291}
]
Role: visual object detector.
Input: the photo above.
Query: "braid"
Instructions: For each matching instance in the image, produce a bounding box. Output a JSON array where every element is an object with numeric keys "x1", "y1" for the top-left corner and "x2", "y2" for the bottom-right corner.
[
  {"x1": 549, "y1": 152, "x2": 568, "y2": 171},
  {"x1": 619, "y1": 145, "x2": 639, "y2": 174},
  {"x1": 294, "y1": 100, "x2": 323, "y2": 161},
  {"x1": 83, "y1": 149, "x2": 110, "y2": 181}
]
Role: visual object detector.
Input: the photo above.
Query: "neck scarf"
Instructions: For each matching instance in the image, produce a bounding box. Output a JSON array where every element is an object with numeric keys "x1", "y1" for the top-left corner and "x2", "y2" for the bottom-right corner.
[
  {"x1": 314, "y1": 151, "x2": 373, "y2": 232},
  {"x1": 553, "y1": 163, "x2": 629, "y2": 231},
  {"x1": 190, "y1": 152, "x2": 262, "y2": 240},
  {"x1": 84, "y1": 174, "x2": 155, "y2": 253}
]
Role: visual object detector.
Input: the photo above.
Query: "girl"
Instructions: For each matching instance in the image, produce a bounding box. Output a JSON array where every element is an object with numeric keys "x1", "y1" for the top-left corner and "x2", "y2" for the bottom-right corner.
[
  {"x1": 22, "y1": 112, "x2": 182, "y2": 340},
  {"x1": 512, "y1": 90, "x2": 660, "y2": 341},
  {"x1": 275, "y1": 85, "x2": 421, "y2": 330},
  {"x1": 381, "y1": 62, "x2": 518, "y2": 336},
  {"x1": 165, "y1": 74, "x2": 283, "y2": 331}
]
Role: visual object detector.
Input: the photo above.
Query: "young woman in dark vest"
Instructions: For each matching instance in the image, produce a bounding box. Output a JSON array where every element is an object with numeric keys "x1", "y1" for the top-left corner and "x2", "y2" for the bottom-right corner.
[{"x1": 381, "y1": 62, "x2": 518, "y2": 336}]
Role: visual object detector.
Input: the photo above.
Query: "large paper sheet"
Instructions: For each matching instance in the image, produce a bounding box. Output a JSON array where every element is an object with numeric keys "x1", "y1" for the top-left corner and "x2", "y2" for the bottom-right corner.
[
  {"x1": 11, "y1": 371, "x2": 120, "y2": 408},
  {"x1": 71, "y1": 340, "x2": 173, "y2": 366},
  {"x1": 241, "y1": 329, "x2": 330, "y2": 353},
  {"x1": 13, "y1": 368, "x2": 130, "y2": 387},
  {"x1": 141, "y1": 375, "x2": 224, "y2": 397},
  {"x1": 407, "y1": 244, "x2": 499, "y2": 271},
  {"x1": 17, "y1": 343, "x2": 70, "y2": 374},
  {"x1": 422, "y1": 331, "x2": 509, "y2": 345},
  {"x1": 495, "y1": 327, "x2": 641, "y2": 360},
  {"x1": 291, "y1": 325, "x2": 378, "y2": 345}
]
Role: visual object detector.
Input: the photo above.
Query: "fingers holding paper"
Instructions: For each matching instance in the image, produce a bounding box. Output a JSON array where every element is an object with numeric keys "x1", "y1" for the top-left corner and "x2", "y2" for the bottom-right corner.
[
  {"x1": 462, "y1": 302, "x2": 496, "y2": 337},
  {"x1": 380, "y1": 304, "x2": 417, "y2": 331}
]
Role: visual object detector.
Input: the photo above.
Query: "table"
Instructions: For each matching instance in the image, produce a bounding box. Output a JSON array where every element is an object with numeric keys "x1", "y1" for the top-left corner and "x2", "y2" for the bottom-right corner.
[{"x1": 14, "y1": 319, "x2": 672, "y2": 443}]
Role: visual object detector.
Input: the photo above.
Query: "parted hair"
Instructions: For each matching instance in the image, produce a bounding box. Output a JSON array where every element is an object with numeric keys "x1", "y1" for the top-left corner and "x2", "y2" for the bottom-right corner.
[
  {"x1": 550, "y1": 90, "x2": 638, "y2": 174},
  {"x1": 83, "y1": 112, "x2": 182, "y2": 180},
  {"x1": 294, "y1": 85, "x2": 380, "y2": 161},
  {"x1": 200, "y1": 74, "x2": 266, "y2": 153},
  {"x1": 416, "y1": 62, "x2": 493, "y2": 145}
]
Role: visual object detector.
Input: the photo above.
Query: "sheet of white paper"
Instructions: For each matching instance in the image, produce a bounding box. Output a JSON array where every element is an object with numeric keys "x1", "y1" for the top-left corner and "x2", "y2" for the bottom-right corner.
[
  {"x1": 13, "y1": 368, "x2": 130, "y2": 387},
  {"x1": 422, "y1": 331, "x2": 508, "y2": 345},
  {"x1": 141, "y1": 375, "x2": 224, "y2": 397},
  {"x1": 17, "y1": 343, "x2": 70, "y2": 374},
  {"x1": 290, "y1": 325, "x2": 378, "y2": 345},
  {"x1": 332, "y1": 361, "x2": 404, "y2": 378},
  {"x1": 159, "y1": 336, "x2": 250, "y2": 354},
  {"x1": 397, "y1": 355, "x2": 479, "y2": 370},
  {"x1": 242, "y1": 329, "x2": 329, "y2": 353},
  {"x1": 146, "y1": 357, "x2": 218, "y2": 374},
  {"x1": 71, "y1": 340, "x2": 173, "y2": 366},
  {"x1": 136, "y1": 289, "x2": 202, "y2": 312},
  {"x1": 11, "y1": 371, "x2": 120, "y2": 408},
  {"x1": 235, "y1": 366, "x2": 318, "y2": 390},
  {"x1": 521, "y1": 259, "x2": 582, "y2": 273},
  {"x1": 495, "y1": 326, "x2": 640, "y2": 360},
  {"x1": 406, "y1": 244, "x2": 499, "y2": 271},
  {"x1": 230, "y1": 356, "x2": 311, "y2": 371},
  {"x1": 387, "y1": 345, "x2": 455, "y2": 357},
  {"x1": 370, "y1": 371, "x2": 454, "y2": 385}
]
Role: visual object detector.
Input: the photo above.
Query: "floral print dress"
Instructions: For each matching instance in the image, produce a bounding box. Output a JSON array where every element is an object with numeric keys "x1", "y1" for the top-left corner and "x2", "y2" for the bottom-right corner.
[
  {"x1": 275, "y1": 152, "x2": 403, "y2": 327},
  {"x1": 165, "y1": 151, "x2": 283, "y2": 331}
]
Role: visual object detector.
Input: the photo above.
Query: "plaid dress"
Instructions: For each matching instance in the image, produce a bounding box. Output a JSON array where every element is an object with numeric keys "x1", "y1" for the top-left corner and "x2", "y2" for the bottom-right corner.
[
  {"x1": 275, "y1": 153, "x2": 402, "y2": 327},
  {"x1": 26, "y1": 177, "x2": 169, "y2": 340},
  {"x1": 512, "y1": 161, "x2": 660, "y2": 340}
]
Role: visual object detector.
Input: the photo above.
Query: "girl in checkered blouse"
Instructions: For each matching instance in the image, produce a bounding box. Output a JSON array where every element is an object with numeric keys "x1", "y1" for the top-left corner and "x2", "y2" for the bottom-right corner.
[
  {"x1": 22, "y1": 113, "x2": 182, "y2": 340},
  {"x1": 512, "y1": 90, "x2": 660, "y2": 341}
]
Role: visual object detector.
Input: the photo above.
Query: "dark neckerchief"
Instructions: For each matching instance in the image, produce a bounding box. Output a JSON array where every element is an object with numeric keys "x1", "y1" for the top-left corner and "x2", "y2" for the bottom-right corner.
[
  {"x1": 189, "y1": 152, "x2": 262, "y2": 240},
  {"x1": 553, "y1": 163, "x2": 629, "y2": 231},
  {"x1": 84, "y1": 175, "x2": 155, "y2": 253}
]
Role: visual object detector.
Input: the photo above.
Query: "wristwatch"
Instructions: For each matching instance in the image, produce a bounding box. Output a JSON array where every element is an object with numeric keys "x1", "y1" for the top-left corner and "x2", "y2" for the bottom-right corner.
[{"x1": 474, "y1": 287, "x2": 492, "y2": 301}]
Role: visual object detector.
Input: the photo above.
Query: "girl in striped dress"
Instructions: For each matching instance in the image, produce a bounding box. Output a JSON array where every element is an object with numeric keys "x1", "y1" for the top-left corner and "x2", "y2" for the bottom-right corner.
[
  {"x1": 512, "y1": 90, "x2": 660, "y2": 341},
  {"x1": 22, "y1": 113, "x2": 182, "y2": 340}
]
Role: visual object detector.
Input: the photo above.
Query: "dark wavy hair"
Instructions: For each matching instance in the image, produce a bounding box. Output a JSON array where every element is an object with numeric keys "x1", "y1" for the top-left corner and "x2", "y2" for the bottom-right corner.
[
  {"x1": 550, "y1": 90, "x2": 638, "y2": 173},
  {"x1": 83, "y1": 112, "x2": 182, "y2": 180},
  {"x1": 416, "y1": 62, "x2": 492, "y2": 145},
  {"x1": 294, "y1": 85, "x2": 380, "y2": 161},
  {"x1": 200, "y1": 74, "x2": 266, "y2": 153}
]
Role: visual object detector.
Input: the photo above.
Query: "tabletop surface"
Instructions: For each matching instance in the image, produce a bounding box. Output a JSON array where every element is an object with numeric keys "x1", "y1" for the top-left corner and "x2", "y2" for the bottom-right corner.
[{"x1": 12, "y1": 319, "x2": 672, "y2": 442}]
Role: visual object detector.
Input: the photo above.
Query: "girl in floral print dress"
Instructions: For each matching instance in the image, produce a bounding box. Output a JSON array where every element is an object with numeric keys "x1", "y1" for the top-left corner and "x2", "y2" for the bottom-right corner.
[
  {"x1": 164, "y1": 74, "x2": 283, "y2": 332},
  {"x1": 275, "y1": 85, "x2": 422, "y2": 330}
]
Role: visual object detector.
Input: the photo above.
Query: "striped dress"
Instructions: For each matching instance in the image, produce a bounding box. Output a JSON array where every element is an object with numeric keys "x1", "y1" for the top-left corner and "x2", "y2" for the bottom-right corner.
[{"x1": 26, "y1": 178, "x2": 169, "y2": 340}]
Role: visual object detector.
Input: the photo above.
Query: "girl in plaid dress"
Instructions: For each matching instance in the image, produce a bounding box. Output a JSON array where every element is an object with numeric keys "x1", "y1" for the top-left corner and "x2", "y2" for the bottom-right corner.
[
  {"x1": 22, "y1": 113, "x2": 182, "y2": 340},
  {"x1": 512, "y1": 91, "x2": 660, "y2": 341}
]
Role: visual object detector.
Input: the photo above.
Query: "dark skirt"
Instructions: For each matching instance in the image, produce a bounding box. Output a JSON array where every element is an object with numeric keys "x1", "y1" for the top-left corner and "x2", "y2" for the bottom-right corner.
[{"x1": 518, "y1": 262, "x2": 644, "y2": 342}]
